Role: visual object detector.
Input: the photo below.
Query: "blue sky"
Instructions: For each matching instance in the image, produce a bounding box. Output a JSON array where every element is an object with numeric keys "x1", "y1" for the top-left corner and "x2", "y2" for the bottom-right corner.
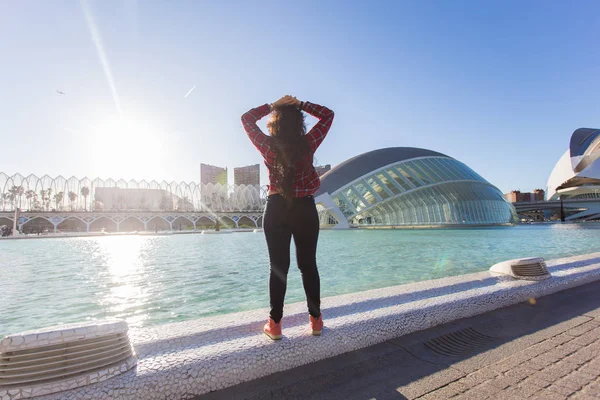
[{"x1": 1, "y1": 0, "x2": 599, "y2": 193}]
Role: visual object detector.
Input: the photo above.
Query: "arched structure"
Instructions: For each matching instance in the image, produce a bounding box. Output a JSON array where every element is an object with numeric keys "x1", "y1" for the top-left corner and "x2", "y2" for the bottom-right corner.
[
  {"x1": 0, "y1": 211, "x2": 264, "y2": 233},
  {"x1": 0, "y1": 173, "x2": 267, "y2": 213},
  {"x1": 544, "y1": 128, "x2": 600, "y2": 221},
  {"x1": 546, "y1": 128, "x2": 600, "y2": 201},
  {"x1": 314, "y1": 147, "x2": 517, "y2": 228}
]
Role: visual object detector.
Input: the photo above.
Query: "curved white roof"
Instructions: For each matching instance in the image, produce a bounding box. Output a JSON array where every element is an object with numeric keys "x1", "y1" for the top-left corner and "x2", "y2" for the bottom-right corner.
[
  {"x1": 317, "y1": 147, "x2": 448, "y2": 195},
  {"x1": 546, "y1": 128, "x2": 600, "y2": 200}
]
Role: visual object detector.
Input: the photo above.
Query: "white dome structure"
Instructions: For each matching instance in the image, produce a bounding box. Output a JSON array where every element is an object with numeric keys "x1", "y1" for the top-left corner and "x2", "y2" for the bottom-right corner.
[
  {"x1": 546, "y1": 128, "x2": 600, "y2": 201},
  {"x1": 314, "y1": 147, "x2": 517, "y2": 228}
]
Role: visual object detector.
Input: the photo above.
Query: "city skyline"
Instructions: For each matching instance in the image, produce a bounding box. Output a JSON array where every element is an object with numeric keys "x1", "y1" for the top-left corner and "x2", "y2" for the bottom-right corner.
[{"x1": 1, "y1": 2, "x2": 599, "y2": 194}]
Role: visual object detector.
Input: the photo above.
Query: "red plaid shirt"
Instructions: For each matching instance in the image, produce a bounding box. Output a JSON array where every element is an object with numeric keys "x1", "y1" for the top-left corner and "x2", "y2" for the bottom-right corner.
[{"x1": 241, "y1": 101, "x2": 334, "y2": 197}]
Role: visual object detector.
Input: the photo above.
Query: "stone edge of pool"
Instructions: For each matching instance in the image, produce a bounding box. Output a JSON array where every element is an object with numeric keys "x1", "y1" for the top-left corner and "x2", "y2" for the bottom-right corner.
[{"x1": 10, "y1": 251, "x2": 600, "y2": 400}]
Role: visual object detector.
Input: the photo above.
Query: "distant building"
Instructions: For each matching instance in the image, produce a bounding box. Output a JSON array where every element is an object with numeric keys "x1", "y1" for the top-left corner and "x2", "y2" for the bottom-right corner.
[
  {"x1": 234, "y1": 164, "x2": 260, "y2": 186},
  {"x1": 315, "y1": 164, "x2": 331, "y2": 177},
  {"x1": 200, "y1": 164, "x2": 227, "y2": 185},
  {"x1": 94, "y1": 188, "x2": 191, "y2": 211},
  {"x1": 504, "y1": 189, "x2": 545, "y2": 203}
]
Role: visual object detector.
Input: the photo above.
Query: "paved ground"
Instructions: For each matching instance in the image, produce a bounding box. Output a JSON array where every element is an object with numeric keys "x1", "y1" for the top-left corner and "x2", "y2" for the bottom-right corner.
[{"x1": 195, "y1": 280, "x2": 600, "y2": 400}]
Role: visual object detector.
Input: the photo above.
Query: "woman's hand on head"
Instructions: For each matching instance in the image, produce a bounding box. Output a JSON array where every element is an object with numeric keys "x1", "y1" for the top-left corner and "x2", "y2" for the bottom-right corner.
[{"x1": 271, "y1": 95, "x2": 302, "y2": 109}]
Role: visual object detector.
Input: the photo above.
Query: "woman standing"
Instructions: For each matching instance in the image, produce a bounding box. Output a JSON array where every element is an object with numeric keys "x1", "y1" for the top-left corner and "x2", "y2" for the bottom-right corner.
[{"x1": 241, "y1": 95, "x2": 334, "y2": 340}]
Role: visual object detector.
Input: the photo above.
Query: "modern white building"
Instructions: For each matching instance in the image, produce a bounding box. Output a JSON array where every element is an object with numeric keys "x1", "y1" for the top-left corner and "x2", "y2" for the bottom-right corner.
[
  {"x1": 314, "y1": 147, "x2": 517, "y2": 228},
  {"x1": 546, "y1": 128, "x2": 600, "y2": 201},
  {"x1": 0, "y1": 174, "x2": 267, "y2": 213}
]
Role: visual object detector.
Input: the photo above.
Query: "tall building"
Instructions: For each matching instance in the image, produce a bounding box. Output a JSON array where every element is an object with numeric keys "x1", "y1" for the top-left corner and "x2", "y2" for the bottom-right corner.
[
  {"x1": 234, "y1": 164, "x2": 260, "y2": 186},
  {"x1": 315, "y1": 164, "x2": 331, "y2": 177},
  {"x1": 504, "y1": 190, "x2": 545, "y2": 203},
  {"x1": 200, "y1": 164, "x2": 227, "y2": 185}
]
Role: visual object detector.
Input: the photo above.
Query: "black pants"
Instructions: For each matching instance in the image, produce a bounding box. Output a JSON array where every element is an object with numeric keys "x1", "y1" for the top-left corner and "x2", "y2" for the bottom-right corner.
[{"x1": 263, "y1": 194, "x2": 321, "y2": 323}]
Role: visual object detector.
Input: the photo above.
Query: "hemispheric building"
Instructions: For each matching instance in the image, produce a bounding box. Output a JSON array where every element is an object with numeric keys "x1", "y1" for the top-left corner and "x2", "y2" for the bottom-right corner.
[
  {"x1": 314, "y1": 147, "x2": 517, "y2": 228},
  {"x1": 546, "y1": 128, "x2": 600, "y2": 201}
]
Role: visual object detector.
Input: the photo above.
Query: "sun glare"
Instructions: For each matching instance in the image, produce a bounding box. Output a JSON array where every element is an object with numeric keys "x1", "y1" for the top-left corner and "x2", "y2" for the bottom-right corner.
[
  {"x1": 87, "y1": 115, "x2": 167, "y2": 179},
  {"x1": 98, "y1": 236, "x2": 147, "y2": 317}
]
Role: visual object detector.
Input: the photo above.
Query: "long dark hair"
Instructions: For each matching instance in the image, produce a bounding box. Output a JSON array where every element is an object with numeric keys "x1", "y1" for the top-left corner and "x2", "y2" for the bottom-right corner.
[{"x1": 267, "y1": 105, "x2": 312, "y2": 203}]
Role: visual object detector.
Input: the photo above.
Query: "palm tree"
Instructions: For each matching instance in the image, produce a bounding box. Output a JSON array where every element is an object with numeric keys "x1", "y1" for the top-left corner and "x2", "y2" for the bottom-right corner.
[
  {"x1": 32, "y1": 199, "x2": 42, "y2": 211},
  {"x1": 53, "y1": 192, "x2": 64, "y2": 211},
  {"x1": 40, "y1": 190, "x2": 47, "y2": 211},
  {"x1": 68, "y1": 191, "x2": 78, "y2": 211},
  {"x1": 10, "y1": 186, "x2": 25, "y2": 210},
  {"x1": 25, "y1": 190, "x2": 36, "y2": 211},
  {"x1": 81, "y1": 186, "x2": 90, "y2": 211},
  {"x1": 45, "y1": 188, "x2": 53, "y2": 211},
  {"x1": 2, "y1": 192, "x2": 15, "y2": 211},
  {"x1": 5, "y1": 186, "x2": 21, "y2": 211}
]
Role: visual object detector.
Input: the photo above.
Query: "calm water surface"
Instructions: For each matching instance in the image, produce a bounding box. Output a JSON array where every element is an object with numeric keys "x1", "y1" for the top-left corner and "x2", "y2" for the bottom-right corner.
[{"x1": 1, "y1": 224, "x2": 599, "y2": 336}]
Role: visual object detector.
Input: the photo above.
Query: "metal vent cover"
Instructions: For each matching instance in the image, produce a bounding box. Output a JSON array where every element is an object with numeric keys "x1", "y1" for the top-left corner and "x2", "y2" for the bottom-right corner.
[
  {"x1": 511, "y1": 261, "x2": 550, "y2": 277},
  {"x1": 0, "y1": 320, "x2": 137, "y2": 399},
  {"x1": 490, "y1": 257, "x2": 551, "y2": 281},
  {"x1": 424, "y1": 327, "x2": 497, "y2": 356}
]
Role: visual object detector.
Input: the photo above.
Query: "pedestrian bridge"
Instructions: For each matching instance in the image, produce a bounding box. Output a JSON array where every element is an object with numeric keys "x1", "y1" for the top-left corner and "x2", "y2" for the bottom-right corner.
[
  {"x1": 513, "y1": 198, "x2": 600, "y2": 221},
  {"x1": 0, "y1": 211, "x2": 264, "y2": 233}
]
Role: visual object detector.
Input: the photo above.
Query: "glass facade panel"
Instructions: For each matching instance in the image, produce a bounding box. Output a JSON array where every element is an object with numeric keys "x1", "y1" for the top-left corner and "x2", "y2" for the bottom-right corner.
[
  {"x1": 435, "y1": 158, "x2": 463, "y2": 180},
  {"x1": 333, "y1": 195, "x2": 354, "y2": 218},
  {"x1": 413, "y1": 159, "x2": 443, "y2": 183},
  {"x1": 354, "y1": 182, "x2": 378, "y2": 205},
  {"x1": 454, "y1": 161, "x2": 479, "y2": 181},
  {"x1": 427, "y1": 158, "x2": 454, "y2": 181},
  {"x1": 317, "y1": 204, "x2": 340, "y2": 226},
  {"x1": 386, "y1": 169, "x2": 411, "y2": 190},
  {"x1": 341, "y1": 181, "x2": 516, "y2": 226},
  {"x1": 395, "y1": 165, "x2": 421, "y2": 187},
  {"x1": 456, "y1": 161, "x2": 478, "y2": 180},
  {"x1": 449, "y1": 159, "x2": 472, "y2": 180},
  {"x1": 376, "y1": 172, "x2": 401, "y2": 194},
  {"x1": 404, "y1": 161, "x2": 433, "y2": 185},
  {"x1": 441, "y1": 158, "x2": 487, "y2": 182},
  {"x1": 366, "y1": 177, "x2": 390, "y2": 200},
  {"x1": 400, "y1": 162, "x2": 433, "y2": 186},
  {"x1": 344, "y1": 187, "x2": 367, "y2": 213}
]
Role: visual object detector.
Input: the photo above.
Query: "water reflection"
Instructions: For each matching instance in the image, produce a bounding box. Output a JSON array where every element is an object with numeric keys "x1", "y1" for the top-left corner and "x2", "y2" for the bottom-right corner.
[
  {"x1": 96, "y1": 236, "x2": 149, "y2": 323},
  {"x1": 2, "y1": 224, "x2": 600, "y2": 336}
]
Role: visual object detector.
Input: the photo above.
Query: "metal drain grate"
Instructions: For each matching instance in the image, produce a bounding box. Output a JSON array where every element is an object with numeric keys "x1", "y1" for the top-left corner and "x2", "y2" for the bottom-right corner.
[
  {"x1": 511, "y1": 261, "x2": 549, "y2": 277},
  {"x1": 424, "y1": 327, "x2": 497, "y2": 357}
]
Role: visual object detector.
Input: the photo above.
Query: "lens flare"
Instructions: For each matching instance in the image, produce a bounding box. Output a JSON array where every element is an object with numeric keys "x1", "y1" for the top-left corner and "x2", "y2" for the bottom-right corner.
[{"x1": 81, "y1": 0, "x2": 122, "y2": 116}]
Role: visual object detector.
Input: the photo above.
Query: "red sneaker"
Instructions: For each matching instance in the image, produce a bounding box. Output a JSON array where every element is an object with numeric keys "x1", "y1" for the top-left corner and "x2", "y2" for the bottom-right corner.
[
  {"x1": 310, "y1": 314, "x2": 323, "y2": 336},
  {"x1": 263, "y1": 318, "x2": 282, "y2": 340}
]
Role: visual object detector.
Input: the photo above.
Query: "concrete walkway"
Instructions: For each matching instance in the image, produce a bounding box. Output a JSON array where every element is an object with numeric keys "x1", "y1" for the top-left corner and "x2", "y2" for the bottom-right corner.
[{"x1": 195, "y1": 280, "x2": 600, "y2": 400}]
